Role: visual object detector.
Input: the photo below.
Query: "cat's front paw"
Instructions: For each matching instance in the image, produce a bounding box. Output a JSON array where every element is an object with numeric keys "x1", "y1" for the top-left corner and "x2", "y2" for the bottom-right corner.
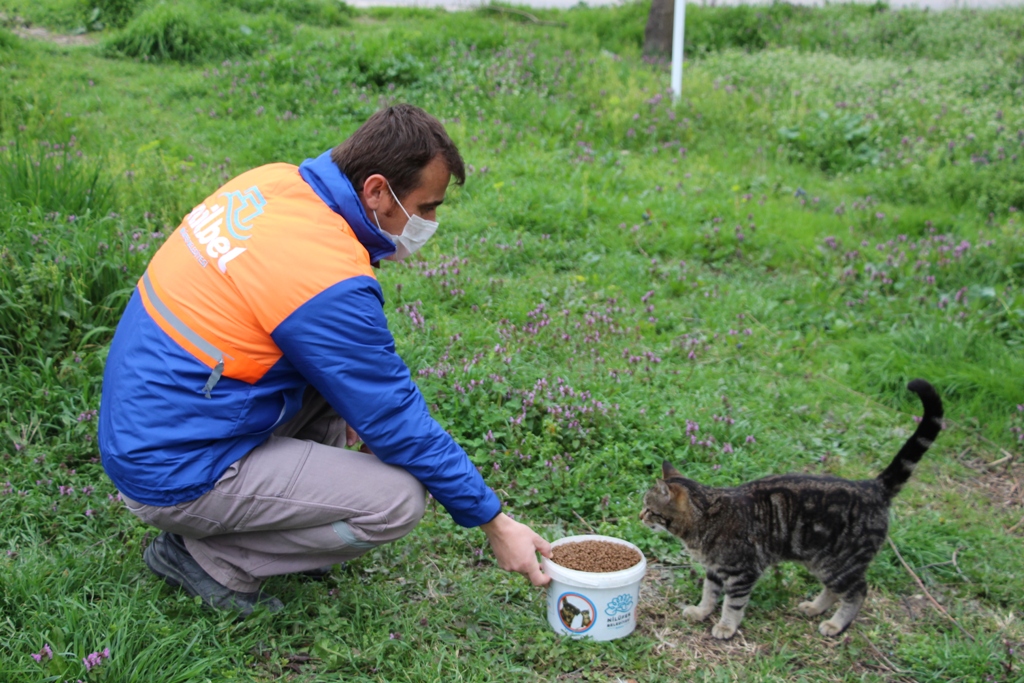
[
  {"x1": 797, "y1": 600, "x2": 826, "y2": 617},
  {"x1": 711, "y1": 621, "x2": 738, "y2": 640},
  {"x1": 682, "y1": 605, "x2": 711, "y2": 622},
  {"x1": 818, "y1": 619, "x2": 848, "y2": 637}
]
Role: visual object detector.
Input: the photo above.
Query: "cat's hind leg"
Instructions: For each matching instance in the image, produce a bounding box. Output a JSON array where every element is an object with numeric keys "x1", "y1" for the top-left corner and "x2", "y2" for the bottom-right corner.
[
  {"x1": 797, "y1": 587, "x2": 838, "y2": 617},
  {"x1": 683, "y1": 571, "x2": 722, "y2": 622},
  {"x1": 711, "y1": 570, "x2": 759, "y2": 640},
  {"x1": 818, "y1": 578, "x2": 867, "y2": 637}
]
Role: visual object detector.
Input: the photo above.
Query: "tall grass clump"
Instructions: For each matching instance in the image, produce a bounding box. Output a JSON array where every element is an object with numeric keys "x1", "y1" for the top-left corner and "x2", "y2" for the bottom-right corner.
[
  {"x1": 221, "y1": 0, "x2": 353, "y2": 27},
  {"x1": 0, "y1": 140, "x2": 114, "y2": 217},
  {"x1": 78, "y1": 0, "x2": 142, "y2": 29},
  {"x1": 0, "y1": 219, "x2": 132, "y2": 359},
  {"x1": 102, "y1": 1, "x2": 291, "y2": 63},
  {"x1": 0, "y1": 27, "x2": 20, "y2": 51},
  {"x1": 557, "y1": 2, "x2": 648, "y2": 55},
  {"x1": 0, "y1": 138, "x2": 131, "y2": 359}
]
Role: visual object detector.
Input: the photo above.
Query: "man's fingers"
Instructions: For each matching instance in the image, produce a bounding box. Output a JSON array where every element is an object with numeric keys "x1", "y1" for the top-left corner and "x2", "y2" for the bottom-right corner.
[
  {"x1": 524, "y1": 562, "x2": 551, "y2": 586},
  {"x1": 345, "y1": 425, "x2": 360, "y2": 447},
  {"x1": 481, "y1": 515, "x2": 553, "y2": 587}
]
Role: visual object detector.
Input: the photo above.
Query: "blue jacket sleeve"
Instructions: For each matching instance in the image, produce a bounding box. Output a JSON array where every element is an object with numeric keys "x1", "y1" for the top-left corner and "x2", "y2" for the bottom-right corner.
[{"x1": 271, "y1": 276, "x2": 502, "y2": 528}]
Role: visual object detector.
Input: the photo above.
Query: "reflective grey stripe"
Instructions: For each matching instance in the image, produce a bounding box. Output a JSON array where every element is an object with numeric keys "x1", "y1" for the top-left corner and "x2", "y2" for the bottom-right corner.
[
  {"x1": 142, "y1": 270, "x2": 227, "y2": 399},
  {"x1": 331, "y1": 521, "x2": 378, "y2": 550},
  {"x1": 142, "y1": 271, "x2": 225, "y2": 363}
]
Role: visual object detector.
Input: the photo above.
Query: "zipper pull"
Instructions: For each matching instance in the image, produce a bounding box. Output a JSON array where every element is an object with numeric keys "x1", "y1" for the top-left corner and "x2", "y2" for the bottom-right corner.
[{"x1": 203, "y1": 359, "x2": 225, "y2": 399}]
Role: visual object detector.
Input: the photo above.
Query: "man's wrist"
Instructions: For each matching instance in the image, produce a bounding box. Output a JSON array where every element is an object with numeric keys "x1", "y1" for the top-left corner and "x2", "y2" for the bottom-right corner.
[{"x1": 480, "y1": 511, "x2": 509, "y2": 537}]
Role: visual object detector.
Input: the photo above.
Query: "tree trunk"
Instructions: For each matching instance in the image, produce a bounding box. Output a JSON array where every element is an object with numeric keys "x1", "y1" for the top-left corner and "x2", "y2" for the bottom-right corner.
[{"x1": 643, "y1": 0, "x2": 675, "y2": 59}]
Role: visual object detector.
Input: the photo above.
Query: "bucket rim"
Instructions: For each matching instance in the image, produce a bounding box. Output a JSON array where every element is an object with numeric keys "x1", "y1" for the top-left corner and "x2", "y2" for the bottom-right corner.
[{"x1": 542, "y1": 534, "x2": 647, "y2": 588}]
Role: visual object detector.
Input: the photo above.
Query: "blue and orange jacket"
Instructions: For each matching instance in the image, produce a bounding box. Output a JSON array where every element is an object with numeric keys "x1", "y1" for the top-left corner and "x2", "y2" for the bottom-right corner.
[{"x1": 98, "y1": 151, "x2": 501, "y2": 528}]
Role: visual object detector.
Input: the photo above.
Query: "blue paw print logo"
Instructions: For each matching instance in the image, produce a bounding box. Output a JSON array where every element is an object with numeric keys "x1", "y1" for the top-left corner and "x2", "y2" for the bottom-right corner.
[
  {"x1": 605, "y1": 593, "x2": 633, "y2": 616},
  {"x1": 221, "y1": 186, "x2": 266, "y2": 241}
]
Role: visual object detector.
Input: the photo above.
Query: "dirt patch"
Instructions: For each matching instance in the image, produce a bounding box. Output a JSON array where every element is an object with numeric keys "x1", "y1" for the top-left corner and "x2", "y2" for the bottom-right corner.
[
  {"x1": 15, "y1": 26, "x2": 98, "y2": 47},
  {"x1": 970, "y1": 459, "x2": 1022, "y2": 506},
  {"x1": 1, "y1": 14, "x2": 98, "y2": 47},
  {"x1": 635, "y1": 565, "x2": 778, "y2": 675},
  {"x1": 950, "y1": 451, "x2": 1024, "y2": 532},
  {"x1": 550, "y1": 540, "x2": 641, "y2": 573},
  {"x1": 633, "y1": 561, "x2": 1021, "y2": 680}
]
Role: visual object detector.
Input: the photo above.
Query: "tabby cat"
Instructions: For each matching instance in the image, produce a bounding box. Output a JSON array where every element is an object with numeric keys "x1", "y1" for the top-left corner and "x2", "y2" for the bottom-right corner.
[{"x1": 640, "y1": 379, "x2": 943, "y2": 639}]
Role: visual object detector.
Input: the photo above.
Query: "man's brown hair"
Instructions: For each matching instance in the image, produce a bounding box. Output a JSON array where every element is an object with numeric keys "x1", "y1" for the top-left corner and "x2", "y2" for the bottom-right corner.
[{"x1": 331, "y1": 104, "x2": 465, "y2": 200}]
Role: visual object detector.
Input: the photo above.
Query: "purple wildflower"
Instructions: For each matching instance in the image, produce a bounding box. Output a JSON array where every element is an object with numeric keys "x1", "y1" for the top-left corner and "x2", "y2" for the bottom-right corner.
[
  {"x1": 81, "y1": 648, "x2": 111, "y2": 672},
  {"x1": 31, "y1": 644, "x2": 53, "y2": 663}
]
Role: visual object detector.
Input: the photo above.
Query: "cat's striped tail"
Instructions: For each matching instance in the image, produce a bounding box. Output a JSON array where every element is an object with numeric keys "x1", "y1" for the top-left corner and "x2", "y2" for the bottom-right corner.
[{"x1": 878, "y1": 379, "x2": 944, "y2": 498}]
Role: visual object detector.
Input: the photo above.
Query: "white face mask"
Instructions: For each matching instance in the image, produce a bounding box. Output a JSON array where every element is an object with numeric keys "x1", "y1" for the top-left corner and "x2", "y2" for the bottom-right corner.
[{"x1": 374, "y1": 182, "x2": 438, "y2": 262}]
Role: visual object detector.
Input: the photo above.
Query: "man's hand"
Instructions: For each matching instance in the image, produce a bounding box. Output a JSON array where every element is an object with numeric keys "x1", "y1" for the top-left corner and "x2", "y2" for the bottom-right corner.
[
  {"x1": 480, "y1": 513, "x2": 552, "y2": 586},
  {"x1": 345, "y1": 425, "x2": 372, "y2": 454}
]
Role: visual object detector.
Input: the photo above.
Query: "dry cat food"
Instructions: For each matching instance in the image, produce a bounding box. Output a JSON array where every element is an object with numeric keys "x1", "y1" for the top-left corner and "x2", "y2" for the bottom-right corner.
[{"x1": 551, "y1": 540, "x2": 642, "y2": 573}]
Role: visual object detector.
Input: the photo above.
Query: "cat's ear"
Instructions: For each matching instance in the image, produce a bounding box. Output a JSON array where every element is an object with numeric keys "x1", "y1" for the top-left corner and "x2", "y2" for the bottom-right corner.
[
  {"x1": 662, "y1": 460, "x2": 682, "y2": 480},
  {"x1": 654, "y1": 479, "x2": 670, "y2": 497},
  {"x1": 667, "y1": 482, "x2": 690, "y2": 507}
]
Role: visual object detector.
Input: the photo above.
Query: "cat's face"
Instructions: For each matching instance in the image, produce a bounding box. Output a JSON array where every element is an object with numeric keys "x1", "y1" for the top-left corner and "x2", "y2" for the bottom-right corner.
[
  {"x1": 639, "y1": 461, "x2": 695, "y2": 536},
  {"x1": 640, "y1": 481, "x2": 677, "y2": 533}
]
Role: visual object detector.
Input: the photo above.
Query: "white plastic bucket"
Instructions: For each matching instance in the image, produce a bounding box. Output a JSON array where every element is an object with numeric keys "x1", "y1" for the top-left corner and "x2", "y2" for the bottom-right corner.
[{"x1": 542, "y1": 534, "x2": 647, "y2": 641}]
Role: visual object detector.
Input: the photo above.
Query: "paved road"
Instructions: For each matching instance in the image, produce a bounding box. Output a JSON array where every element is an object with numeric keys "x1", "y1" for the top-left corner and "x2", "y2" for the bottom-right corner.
[{"x1": 350, "y1": 0, "x2": 1022, "y2": 11}]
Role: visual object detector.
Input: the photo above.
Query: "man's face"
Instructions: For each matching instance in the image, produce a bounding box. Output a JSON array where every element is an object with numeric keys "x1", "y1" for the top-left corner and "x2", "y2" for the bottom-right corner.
[{"x1": 364, "y1": 155, "x2": 451, "y2": 237}]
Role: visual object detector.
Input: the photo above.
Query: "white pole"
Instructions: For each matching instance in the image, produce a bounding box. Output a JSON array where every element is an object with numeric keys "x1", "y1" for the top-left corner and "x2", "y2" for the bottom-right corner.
[{"x1": 671, "y1": 0, "x2": 685, "y2": 102}]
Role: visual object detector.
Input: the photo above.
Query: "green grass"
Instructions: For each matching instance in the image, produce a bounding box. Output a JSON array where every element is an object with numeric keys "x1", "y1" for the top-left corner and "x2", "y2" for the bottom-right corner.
[{"x1": 1, "y1": 1, "x2": 1023, "y2": 680}]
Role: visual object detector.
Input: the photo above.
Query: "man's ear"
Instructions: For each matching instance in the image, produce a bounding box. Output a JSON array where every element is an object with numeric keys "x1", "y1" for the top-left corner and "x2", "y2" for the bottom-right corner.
[
  {"x1": 662, "y1": 460, "x2": 682, "y2": 480},
  {"x1": 362, "y1": 174, "x2": 389, "y2": 213}
]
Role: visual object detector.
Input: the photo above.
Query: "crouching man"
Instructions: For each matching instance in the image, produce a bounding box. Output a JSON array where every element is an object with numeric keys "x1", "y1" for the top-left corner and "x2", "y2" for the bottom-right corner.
[{"x1": 98, "y1": 104, "x2": 550, "y2": 615}]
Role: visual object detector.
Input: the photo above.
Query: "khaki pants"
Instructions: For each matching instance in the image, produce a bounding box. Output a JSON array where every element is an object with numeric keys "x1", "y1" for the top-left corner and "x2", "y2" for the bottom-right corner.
[{"x1": 122, "y1": 388, "x2": 426, "y2": 592}]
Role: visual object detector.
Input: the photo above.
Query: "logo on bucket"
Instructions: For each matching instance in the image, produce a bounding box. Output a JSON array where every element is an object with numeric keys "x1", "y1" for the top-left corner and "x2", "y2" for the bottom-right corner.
[
  {"x1": 557, "y1": 593, "x2": 597, "y2": 634},
  {"x1": 604, "y1": 593, "x2": 634, "y2": 616}
]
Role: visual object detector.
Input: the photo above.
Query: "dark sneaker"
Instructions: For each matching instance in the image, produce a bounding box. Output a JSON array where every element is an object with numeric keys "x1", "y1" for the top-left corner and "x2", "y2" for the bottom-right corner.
[
  {"x1": 298, "y1": 565, "x2": 334, "y2": 580},
  {"x1": 298, "y1": 562, "x2": 345, "y2": 580},
  {"x1": 144, "y1": 532, "x2": 283, "y2": 616}
]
